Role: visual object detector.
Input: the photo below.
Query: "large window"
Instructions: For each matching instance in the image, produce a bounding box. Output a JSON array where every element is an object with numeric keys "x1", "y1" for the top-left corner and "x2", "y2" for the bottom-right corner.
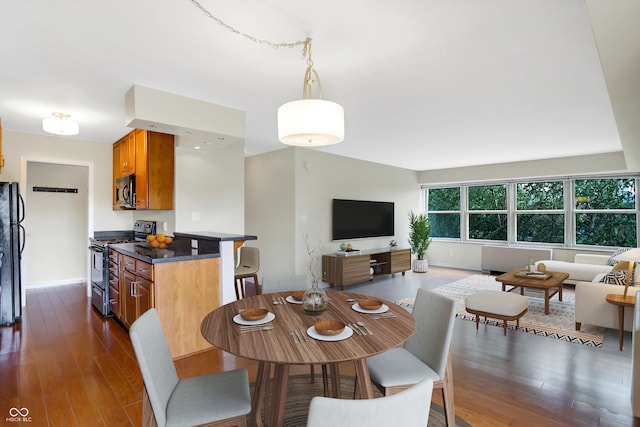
[
  {"x1": 423, "y1": 175, "x2": 639, "y2": 248},
  {"x1": 468, "y1": 184, "x2": 507, "y2": 241},
  {"x1": 427, "y1": 187, "x2": 460, "y2": 238},
  {"x1": 574, "y1": 178, "x2": 636, "y2": 247}
]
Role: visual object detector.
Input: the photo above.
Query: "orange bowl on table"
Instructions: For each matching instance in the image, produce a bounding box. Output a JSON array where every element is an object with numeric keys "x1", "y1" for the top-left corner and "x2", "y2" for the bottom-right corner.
[
  {"x1": 290, "y1": 291, "x2": 305, "y2": 301},
  {"x1": 358, "y1": 298, "x2": 383, "y2": 311},
  {"x1": 240, "y1": 308, "x2": 268, "y2": 321},
  {"x1": 314, "y1": 320, "x2": 346, "y2": 336}
]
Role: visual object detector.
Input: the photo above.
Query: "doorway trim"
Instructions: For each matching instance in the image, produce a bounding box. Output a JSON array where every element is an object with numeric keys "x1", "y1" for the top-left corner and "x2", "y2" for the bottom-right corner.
[{"x1": 19, "y1": 156, "x2": 94, "y2": 303}]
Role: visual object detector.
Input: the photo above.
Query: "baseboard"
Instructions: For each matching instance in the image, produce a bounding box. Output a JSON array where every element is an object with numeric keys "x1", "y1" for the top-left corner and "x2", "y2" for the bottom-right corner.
[{"x1": 26, "y1": 279, "x2": 86, "y2": 290}]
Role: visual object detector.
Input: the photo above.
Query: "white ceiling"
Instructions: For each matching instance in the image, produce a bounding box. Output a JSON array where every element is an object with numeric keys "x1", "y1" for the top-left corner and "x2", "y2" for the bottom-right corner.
[{"x1": 1, "y1": 0, "x2": 638, "y2": 171}]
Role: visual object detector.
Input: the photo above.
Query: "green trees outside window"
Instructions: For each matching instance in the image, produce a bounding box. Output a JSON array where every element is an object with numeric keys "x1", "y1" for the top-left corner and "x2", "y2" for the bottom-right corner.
[{"x1": 423, "y1": 176, "x2": 639, "y2": 248}]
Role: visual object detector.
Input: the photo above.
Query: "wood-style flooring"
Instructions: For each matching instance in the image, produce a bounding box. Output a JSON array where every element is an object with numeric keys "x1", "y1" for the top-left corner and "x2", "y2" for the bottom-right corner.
[{"x1": 1, "y1": 267, "x2": 638, "y2": 426}]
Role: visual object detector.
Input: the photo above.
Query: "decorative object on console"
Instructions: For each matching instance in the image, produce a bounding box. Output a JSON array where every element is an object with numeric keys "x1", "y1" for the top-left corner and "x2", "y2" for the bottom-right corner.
[
  {"x1": 408, "y1": 211, "x2": 431, "y2": 273},
  {"x1": 389, "y1": 239, "x2": 398, "y2": 247}
]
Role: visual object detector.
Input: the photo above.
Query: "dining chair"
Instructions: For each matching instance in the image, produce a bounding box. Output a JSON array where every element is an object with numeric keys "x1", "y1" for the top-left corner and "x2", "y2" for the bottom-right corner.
[
  {"x1": 234, "y1": 246, "x2": 260, "y2": 299},
  {"x1": 307, "y1": 378, "x2": 433, "y2": 427},
  {"x1": 129, "y1": 309, "x2": 252, "y2": 427},
  {"x1": 366, "y1": 288, "x2": 457, "y2": 427}
]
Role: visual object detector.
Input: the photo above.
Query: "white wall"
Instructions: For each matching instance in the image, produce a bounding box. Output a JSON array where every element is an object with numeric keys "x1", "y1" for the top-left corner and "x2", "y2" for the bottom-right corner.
[
  {"x1": 26, "y1": 162, "x2": 88, "y2": 286},
  {"x1": 245, "y1": 147, "x2": 421, "y2": 280},
  {"x1": 174, "y1": 138, "x2": 245, "y2": 233}
]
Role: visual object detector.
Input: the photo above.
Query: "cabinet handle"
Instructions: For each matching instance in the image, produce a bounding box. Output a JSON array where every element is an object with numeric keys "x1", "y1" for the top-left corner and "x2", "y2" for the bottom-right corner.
[
  {"x1": 109, "y1": 299, "x2": 117, "y2": 304},
  {"x1": 131, "y1": 282, "x2": 137, "y2": 297}
]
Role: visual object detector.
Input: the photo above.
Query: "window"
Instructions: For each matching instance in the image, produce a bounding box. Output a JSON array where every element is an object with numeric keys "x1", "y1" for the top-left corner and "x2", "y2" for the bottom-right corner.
[
  {"x1": 468, "y1": 184, "x2": 507, "y2": 241},
  {"x1": 426, "y1": 187, "x2": 460, "y2": 238},
  {"x1": 515, "y1": 181, "x2": 564, "y2": 244},
  {"x1": 422, "y1": 175, "x2": 639, "y2": 248},
  {"x1": 574, "y1": 178, "x2": 636, "y2": 247}
]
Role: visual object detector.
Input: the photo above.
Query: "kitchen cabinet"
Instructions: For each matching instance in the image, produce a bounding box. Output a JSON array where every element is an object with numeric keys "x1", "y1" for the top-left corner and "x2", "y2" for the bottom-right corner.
[
  {"x1": 108, "y1": 250, "x2": 120, "y2": 318},
  {"x1": 322, "y1": 248, "x2": 411, "y2": 290},
  {"x1": 110, "y1": 246, "x2": 221, "y2": 358},
  {"x1": 114, "y1": 132, "x2": 136, "y2": 178},
  {"x1": 112, "y1": 129, "x2": 175, "y2": 210},
  {"x1": 120, "y1": 254, "x2": 154, "y2": 328}
]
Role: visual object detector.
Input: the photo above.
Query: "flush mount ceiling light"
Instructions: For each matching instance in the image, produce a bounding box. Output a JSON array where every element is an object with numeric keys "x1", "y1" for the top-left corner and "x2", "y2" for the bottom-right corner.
[
  {"x1": 189, "y1": 0, "x2": 345, "y2": 147},
  {"x1": 277, "y1": 38, "x2": 344, "y2": 147},
  {"x1": 42, "y1": 112, "x2": 79, "y2": 136}
]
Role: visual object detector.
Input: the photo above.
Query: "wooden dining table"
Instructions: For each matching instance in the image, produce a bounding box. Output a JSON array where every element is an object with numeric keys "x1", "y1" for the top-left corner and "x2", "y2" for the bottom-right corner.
[{"x1": 200, "y1": 290, "x2": 415, "y2": 427}]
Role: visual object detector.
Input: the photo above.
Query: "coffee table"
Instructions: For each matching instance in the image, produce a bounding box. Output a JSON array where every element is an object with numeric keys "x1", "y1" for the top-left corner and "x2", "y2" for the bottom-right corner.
[{"x1": 495, "y1": 269, "x2": 569, "y2": 315}]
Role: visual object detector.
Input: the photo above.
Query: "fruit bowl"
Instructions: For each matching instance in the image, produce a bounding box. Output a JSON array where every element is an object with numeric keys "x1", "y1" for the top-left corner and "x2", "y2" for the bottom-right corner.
[
  {"x1": 314, "y1": 320, "x2": 345, "y2": 336},
  {"x1": 358, "y1": 298, "x2": 383, "y2": 311},
  {"x1": 146, "y1": 234, "x2": 174, "y2": 249},
  {"x1": 240, "y1": 308, "x2": 268, "y2": 321}
]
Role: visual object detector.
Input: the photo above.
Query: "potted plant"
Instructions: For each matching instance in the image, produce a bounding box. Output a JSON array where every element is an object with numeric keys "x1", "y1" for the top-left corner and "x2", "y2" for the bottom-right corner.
[{"x1": 408, "y1": 211, "x2": 432, "y2": 273}]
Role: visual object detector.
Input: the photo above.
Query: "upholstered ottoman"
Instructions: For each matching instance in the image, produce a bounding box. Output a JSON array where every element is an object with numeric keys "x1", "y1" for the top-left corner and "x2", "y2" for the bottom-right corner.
[{"x1": 465, "y1": 290, "x2": 528, "y2": 335}]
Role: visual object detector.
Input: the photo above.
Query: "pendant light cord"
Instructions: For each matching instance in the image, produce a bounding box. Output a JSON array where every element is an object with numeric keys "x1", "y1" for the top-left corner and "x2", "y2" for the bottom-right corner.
[{"x1": 189, "y1": 0, "x2": 307, "y2": 50}]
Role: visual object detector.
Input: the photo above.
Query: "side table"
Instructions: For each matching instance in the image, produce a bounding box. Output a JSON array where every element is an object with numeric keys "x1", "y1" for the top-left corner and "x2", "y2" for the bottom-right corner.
[{"x1": 605, "y1": 294, "x2": 636, "y2": 351}]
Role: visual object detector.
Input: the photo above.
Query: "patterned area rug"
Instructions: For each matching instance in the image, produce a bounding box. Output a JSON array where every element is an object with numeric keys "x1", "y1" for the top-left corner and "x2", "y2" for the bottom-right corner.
[
  {"x1": 251, "y1": 375, "x2": 472, "y2": 427},
  {"x1": 396, "y1": 274, "x2": 606, "y2": 347}
]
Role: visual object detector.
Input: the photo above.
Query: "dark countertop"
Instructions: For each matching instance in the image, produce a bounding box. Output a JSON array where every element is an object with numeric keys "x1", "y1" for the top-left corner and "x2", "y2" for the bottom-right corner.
[
  {"x1": 109, "y1": 242, "x2": 220, "y2": 264},
  {"x1": 173, "y1": 231, "x2": 257, "y2": 242}
]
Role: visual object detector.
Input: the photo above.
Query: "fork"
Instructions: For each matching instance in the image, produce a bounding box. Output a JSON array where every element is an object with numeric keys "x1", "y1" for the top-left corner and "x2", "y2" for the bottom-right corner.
[
  {"x1": 372, "y1": 313, "x2": 397, "y2": 320},
  {"x1": 289, "y1": 330, "x2": 300, "y2": 343},
  {"x1": 239, "y1": 325, "x2": 274, "y2": 333}
]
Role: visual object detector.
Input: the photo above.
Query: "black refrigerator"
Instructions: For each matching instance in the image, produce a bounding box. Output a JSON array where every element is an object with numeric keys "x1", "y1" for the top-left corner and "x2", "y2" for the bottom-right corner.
[{"x1": 0, "y1": 182, "x2": 25, "y2": 325}]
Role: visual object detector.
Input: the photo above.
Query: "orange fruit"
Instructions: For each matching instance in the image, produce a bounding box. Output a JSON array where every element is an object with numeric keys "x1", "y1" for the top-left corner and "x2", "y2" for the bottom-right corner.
[
  {"x1": 149, "y1": 239, "x2": 160, "y2": 248},
  {"x1": 158, "y1": 242, "x2": 167, "y2": 249},
  {"x1": 156, "y1": 233, "x2": 165, "y2": 242},
  {"x1": 146, "y1": 234, "x2": 156, "y2": 241},
  {"x1": 164, "y1": 236, "x2": 173, "y2": 244}
]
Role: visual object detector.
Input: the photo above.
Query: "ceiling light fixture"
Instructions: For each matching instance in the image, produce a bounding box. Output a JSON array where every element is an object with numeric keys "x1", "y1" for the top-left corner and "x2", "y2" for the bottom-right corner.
[
  {"x1": 189, "y1": 0, "x2": 344, "y2": 147},
  {"x1": 277, "y1": 38, "x2": 344, "y2": 147},
  {"x1": 42, "y1": 112, "x2": 79, "y2": 136}
]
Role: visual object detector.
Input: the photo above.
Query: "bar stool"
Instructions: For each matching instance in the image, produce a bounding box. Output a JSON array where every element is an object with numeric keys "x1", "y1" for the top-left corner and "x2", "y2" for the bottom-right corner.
[{"x1": 234, "y1": 246, "x2": 260, "y2": 299}]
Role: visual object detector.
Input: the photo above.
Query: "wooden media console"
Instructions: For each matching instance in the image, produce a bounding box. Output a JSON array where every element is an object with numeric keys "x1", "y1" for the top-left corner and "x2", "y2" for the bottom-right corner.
[{"x1": 322, "y1": 248, "x2": 411, "y2": 290}]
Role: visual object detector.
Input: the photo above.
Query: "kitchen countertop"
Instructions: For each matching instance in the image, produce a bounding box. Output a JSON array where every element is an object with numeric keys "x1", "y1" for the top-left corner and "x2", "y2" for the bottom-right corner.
[
  {"x1": 173, "y1": 231, "x2": 257, "y2": 242},
  {"x1": 109, "y1": 241, "x2": 220, "y2": 264}
]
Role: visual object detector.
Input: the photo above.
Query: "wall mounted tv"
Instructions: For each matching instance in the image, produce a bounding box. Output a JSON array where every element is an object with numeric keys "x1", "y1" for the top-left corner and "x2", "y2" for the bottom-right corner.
[{"x1": 332, "y1": 199, "x2": 394, "y2": 241}]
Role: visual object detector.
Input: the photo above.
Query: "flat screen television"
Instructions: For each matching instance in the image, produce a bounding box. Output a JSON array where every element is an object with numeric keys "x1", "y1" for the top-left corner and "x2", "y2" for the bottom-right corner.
[{"x1": 332, "y1": 199, "x2": 394, "y2": 241}]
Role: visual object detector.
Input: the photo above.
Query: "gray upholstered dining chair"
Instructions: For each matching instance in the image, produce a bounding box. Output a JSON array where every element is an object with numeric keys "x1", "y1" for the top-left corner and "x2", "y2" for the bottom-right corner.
[
  {"x1": 129, "y1": 309, "x2": 252, "y2": 427},
  {"x1": 307, "y1": 378, "x2": 433, "y2": 427},
  {"x1": 367, "y1": 288, "x2": 457, "y2": 427},
  {"x1": 234, "y1": 246, "x2": 260, "y2": 299}
]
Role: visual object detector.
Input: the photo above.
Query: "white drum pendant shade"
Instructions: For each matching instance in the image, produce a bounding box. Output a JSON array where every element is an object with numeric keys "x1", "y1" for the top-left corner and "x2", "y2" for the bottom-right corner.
[{"x1": 278, "y1": 99, "x2": 344, "y2": 146}]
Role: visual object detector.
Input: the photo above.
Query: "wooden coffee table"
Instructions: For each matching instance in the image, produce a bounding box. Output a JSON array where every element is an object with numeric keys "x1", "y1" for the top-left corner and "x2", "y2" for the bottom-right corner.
[{"x1": 495, "y1": 269, "x2": 569, "y2": 315}]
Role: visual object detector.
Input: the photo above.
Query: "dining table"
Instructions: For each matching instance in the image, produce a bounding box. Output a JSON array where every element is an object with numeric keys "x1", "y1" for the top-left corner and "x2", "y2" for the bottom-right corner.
[{"x1": 200, "y1": 290, "x2": 416, "y2": 427}]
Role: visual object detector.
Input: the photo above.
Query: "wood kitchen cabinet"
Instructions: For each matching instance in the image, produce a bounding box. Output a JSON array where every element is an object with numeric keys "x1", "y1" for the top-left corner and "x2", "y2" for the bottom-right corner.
[
  {"x1": 322, "y1": 248, "x2": 411, "y2": 290},
  {"x1": 120, "y1": 254, "x2": 154, "y2": 328},
  {"x1": 110, "y1": 247, "x2": 221, "y2": 358},
  {"x1": 108, "y1": 250, "x2": 121, "y2": 318},
  {"x1": 112, "y1": 128, "x2": 175, "y2": 210}
]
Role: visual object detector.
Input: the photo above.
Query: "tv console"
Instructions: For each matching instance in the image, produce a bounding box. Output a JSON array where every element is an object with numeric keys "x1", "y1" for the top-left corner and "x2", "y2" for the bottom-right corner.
[{"x1": 322, "y1": 248, "x2": 411, "y2": 290}]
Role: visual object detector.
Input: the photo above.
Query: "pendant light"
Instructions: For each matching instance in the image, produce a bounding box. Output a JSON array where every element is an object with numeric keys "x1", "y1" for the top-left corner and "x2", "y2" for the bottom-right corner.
[{"x1": 277, "y1": 38, "x2": 344, "y2": 146}]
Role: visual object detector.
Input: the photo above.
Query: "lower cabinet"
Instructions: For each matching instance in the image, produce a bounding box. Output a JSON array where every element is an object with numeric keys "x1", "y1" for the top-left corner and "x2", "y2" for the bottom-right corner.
[
  {"x1": 322, "y1": 248, "x2": 411, "y2": 290},
  {"x1": 121, "y1": 256, "x2": 154, "y2": 328},
  {"x1": 109, "y1": 248, "x2": 221, "y2": 358}
]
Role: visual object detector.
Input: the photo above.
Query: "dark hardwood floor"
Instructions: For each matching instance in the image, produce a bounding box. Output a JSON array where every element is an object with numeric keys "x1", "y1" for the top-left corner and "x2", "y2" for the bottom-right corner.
[{"x1": 1, "y1": 267, "x2": 638, "y2": 426}]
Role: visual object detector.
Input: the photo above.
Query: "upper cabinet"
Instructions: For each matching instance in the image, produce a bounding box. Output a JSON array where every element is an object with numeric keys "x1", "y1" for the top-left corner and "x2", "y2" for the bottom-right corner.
[
  {"x1": 113, "y1": 129, "x2": 175, "y2": 210},
  {"x1": 114, "y1": 132, "x2": 136, "y2": 178}
]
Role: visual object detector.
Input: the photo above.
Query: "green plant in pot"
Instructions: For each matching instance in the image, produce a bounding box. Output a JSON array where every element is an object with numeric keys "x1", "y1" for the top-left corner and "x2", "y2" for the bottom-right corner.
[{"x1": 408, "y1": 211, "x2": 432, "y2": 273}]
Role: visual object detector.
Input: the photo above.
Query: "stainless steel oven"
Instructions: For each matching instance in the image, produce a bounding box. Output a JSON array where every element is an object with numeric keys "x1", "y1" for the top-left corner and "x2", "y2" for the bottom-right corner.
[{"x1": 89, "y1": 220, "x2": 156, "y2": 316}]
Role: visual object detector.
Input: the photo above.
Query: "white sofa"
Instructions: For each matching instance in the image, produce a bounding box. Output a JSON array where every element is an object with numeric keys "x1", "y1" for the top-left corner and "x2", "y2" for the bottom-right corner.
[
  {"x1": 575, "y1": 278, "x2": 635, "y2": 332},
  {"x1": 535, "y1": 254, "x2": 612, "y2": 284}
]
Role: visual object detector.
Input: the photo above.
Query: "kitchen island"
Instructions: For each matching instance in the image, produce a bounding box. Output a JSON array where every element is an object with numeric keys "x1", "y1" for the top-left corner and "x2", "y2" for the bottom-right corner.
[{"x1": 108, "y1": 232, "x2": 255, "y2": 359}]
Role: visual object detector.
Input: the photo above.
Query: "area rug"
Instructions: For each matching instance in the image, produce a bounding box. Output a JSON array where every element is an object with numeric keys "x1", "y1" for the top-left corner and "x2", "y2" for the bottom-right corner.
[
  {"x1": 251, "y1": 375, "x2": 471, "y2": 427},
  {"x1": 396, "y1": 274, "x2": 606, "y2": 348}
]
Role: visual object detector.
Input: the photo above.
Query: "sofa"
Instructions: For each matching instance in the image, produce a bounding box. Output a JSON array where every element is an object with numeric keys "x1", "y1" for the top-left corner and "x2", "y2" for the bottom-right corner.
[
  {"x1": 536, "y1": 253, "x2": 638, "y2": 332},
  {"x1": 535, "y1": 254, "x2": 613, "y2": 284}
]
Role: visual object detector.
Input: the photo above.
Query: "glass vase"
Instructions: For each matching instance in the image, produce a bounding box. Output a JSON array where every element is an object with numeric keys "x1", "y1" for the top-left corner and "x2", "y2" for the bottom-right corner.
[{"x1": 302, "y1": 281, "x2": 329, "y2": 315}]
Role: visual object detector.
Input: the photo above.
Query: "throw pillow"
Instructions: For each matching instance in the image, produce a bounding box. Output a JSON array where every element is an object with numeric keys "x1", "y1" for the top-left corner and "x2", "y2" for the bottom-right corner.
[
  {"x1": 608, "y1": 248, "x2": 629, "y2": 266},
  {"x1": 600, "y1": 270, "x2": 628, "y2": 286}
]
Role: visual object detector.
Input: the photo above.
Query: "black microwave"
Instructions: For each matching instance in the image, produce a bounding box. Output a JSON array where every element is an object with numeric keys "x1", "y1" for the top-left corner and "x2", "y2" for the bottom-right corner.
[{"x1": 115, "y1": 174, "x2": 135, "y2": 208}]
